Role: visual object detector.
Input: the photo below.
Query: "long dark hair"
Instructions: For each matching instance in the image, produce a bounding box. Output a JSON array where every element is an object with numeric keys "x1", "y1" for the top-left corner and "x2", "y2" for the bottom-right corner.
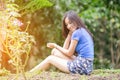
[{"x1": 62, "y1": 10, "x2": 93, "y2": 38}]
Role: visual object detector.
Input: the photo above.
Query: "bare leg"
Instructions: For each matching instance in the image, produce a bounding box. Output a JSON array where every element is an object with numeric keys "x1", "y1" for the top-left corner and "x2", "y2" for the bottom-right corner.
[
  {"x1": 51, "y1": 48, "x2": 76, "y2": 60},
  {"x1": 30, "y1": 55, "x2": 70, "y2": 73}
]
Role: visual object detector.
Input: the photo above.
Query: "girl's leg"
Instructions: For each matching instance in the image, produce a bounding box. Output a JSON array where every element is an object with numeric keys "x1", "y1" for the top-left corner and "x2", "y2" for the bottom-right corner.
[
  {"x1": 30, "y1": 55, "x2": 70, "y2": 73},
  {"x1": 51, "y1": 48, "x2": 76, "y2": 60}
]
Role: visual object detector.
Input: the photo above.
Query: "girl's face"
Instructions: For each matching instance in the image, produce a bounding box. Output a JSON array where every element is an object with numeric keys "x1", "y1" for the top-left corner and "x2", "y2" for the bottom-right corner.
[{"x1": 65, "y1": 17, "x2": 77, "y2": 32}]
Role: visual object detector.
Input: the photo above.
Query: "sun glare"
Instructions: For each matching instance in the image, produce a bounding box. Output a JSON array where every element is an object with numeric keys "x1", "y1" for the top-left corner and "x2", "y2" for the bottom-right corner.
[{"x1": 0, "y1": 1, "x2": 35, "y2": 76}]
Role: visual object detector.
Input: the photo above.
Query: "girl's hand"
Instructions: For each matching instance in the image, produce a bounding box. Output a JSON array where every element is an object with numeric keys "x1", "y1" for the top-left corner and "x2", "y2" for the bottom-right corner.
[{"x1": 47, "y1": 43, "x2": 57, "y2": 48}]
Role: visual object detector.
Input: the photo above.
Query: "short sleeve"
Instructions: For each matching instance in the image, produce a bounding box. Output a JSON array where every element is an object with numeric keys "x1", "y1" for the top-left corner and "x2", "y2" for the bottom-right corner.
[{"x1": 71, "y1": 29, "x2": 81, "y2": 41}]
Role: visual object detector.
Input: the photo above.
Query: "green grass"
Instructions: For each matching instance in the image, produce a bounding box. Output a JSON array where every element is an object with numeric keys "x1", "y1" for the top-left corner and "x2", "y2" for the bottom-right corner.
[{"x1": 0, "y1": 69, "x2": 120, "y2": 80}]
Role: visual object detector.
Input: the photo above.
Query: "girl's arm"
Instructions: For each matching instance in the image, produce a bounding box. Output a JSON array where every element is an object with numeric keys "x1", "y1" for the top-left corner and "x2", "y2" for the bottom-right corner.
[{"x1": 47, "y1": 39, "x2": 78, "y2": 57}]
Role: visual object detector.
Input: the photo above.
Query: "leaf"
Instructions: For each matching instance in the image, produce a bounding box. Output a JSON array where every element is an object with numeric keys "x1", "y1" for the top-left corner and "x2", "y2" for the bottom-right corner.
[{"x1": 21, "y1": 0, "x2": 53, "y2": 14}]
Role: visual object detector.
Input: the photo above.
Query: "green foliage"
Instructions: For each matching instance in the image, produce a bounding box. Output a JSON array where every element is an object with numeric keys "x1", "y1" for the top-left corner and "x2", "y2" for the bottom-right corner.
[
  {"x1": 20, "y1": 0, "x2": 53, "y2": 15},
  {"x1": 77, "y1": 0, "x2": 120, "y2": 69},
  {"x1": 93, "y1": 69, "x2": 120, "y2": 74},
  {"x1": 103, "y1": 0, "x2": 120, "y2": 11},
  {"x1": 14, "y1": 0, "x2": 120, "y2": 69},
  {"x1": 94, "y1": 58, "x2": 111, "y2": 69}
]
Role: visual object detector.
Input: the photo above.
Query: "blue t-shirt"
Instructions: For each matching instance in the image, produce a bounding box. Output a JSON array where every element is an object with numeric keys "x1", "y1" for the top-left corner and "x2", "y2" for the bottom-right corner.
[{"x1": 71, "y1": 28, "x2": 94, "y2": 59}]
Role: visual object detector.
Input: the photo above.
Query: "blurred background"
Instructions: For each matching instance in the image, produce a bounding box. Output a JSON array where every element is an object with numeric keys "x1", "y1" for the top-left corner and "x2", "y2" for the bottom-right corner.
[{"x1": 0, "y1": 0, "x2": 120, "y2": 72}]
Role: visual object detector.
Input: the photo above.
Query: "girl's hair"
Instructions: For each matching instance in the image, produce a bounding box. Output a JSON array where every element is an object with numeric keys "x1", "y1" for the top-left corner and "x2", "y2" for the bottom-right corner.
[{"x1": 62, "y1": 10, "x2": 93, "y2": 38}]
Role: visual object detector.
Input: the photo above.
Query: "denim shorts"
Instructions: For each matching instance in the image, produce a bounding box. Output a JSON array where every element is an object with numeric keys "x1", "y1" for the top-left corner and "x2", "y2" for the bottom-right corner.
[{"x1": 67, "y1": 57, "x2": 93, "y2": 75}]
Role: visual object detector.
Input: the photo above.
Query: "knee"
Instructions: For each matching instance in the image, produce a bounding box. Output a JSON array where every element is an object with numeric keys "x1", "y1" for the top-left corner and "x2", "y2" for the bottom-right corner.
[
  {"x1": 51, "y1": 48, "x2": 55, "y2": 55},
  {"x1": 51, "y1": 49, "x2": 62, "y2": 57},
  {"x1": 51, "y1": 48, "x2": 57, "y2": 55}
]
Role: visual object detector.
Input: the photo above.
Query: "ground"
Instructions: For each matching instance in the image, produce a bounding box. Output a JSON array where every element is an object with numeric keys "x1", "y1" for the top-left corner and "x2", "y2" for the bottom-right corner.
[{"x1": 0, "y1": 69, "x2": 120, "y2": 80}]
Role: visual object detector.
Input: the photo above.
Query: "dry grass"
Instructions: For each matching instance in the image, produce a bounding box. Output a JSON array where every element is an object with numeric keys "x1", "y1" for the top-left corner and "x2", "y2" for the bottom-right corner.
[{"x1": 0, "y1": 69, "x2": 120, "y2": 80}]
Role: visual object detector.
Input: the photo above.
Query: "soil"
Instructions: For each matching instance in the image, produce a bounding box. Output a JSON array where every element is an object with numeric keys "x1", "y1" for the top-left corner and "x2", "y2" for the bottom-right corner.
[
  {"x1": 28, "y1": 72, "x2": 120, "y2": 80},
  {"x1": 1, "y1": 70, "x2": 120, "y2": 80}
]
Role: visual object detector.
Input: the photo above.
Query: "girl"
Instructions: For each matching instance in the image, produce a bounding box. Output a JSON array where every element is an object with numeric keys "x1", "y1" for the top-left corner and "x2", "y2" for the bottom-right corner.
[{"x1": 30, "y1": 10, "x2": 94, "y2": 75}]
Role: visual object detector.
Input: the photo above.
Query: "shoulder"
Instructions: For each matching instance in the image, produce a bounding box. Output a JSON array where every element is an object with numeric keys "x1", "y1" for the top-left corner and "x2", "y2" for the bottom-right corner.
[
  {"x1": 73, "y1": 28, "x2": 81, "y2": 34},
  {"x1": 72, "y1": 28, "x2": 84, "y2": 36},
  {"x1": 72, "y1": 27, "x2": 91, "y2": 39},
  {"x1": 71, "y1": 28, "x2": 82, "y2": 40}
]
